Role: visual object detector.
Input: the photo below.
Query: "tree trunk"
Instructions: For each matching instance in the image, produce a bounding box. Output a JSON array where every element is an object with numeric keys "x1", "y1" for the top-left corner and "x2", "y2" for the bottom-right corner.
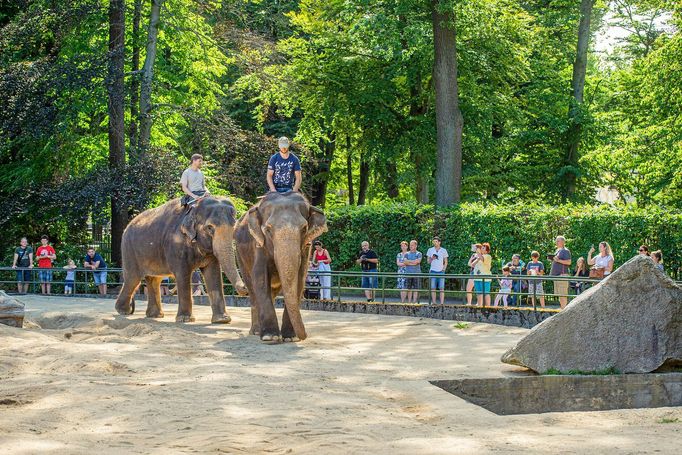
[
  {"x1": 564, "y1": 0, "x2": 595, "y2": 199},
  {"x1": 107, "y1": 0, "x2": 126, "y2": 266},
  {"x1": 310, "y1": 136, "x2": 335, "y2": 208},
  {"x1": 384, "y1": 161, "x2": 399, "y2": 199},
  {"x1": 129, "y1": 0, "x2": 142, "y2": 159},
  {"x1": 138, "y1": 0, "x2": 163, "y2": 155},
  {"x1": 432, "y1": 1, "x2": 463, "y2": 206},
  {"x1": 346, "y1": 136, "x2": 355, "y2": 205},
  {"x1": 357, "y1": 152, "x2": 369, "y2": 205}
]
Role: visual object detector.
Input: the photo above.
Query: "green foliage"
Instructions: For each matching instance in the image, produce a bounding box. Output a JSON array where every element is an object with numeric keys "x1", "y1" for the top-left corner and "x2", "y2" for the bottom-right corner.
[
  {"x1": 453, "y1": 322, "x2": 470, "y2": 329},
  {"x1": 319, "y1": 202, "x2": 682, "y2": 278},
  {"x1": 543, "y1": 366, "x2": 621, "y2": 375}
]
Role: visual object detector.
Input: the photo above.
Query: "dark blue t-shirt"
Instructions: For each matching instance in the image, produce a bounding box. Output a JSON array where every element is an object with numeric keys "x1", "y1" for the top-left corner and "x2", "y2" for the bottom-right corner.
[
  {"x1": 84, "y1": 253, "x2": 107, "y2": 269},
  {"x1": 268, "y1": 152, "x2": 301, "y2": 189}
]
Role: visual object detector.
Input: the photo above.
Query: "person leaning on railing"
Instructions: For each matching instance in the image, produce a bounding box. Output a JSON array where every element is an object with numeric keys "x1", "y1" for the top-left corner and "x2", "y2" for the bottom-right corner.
[
  {"x1": 357, "y1": 241, "x2": 379, "y2": 302},
  {"x1": 469, "y1": 242, "x2": 491, "y2": 307},
  {"x1": 571, "y1": 257, "x2": 590, "y2": 295}
]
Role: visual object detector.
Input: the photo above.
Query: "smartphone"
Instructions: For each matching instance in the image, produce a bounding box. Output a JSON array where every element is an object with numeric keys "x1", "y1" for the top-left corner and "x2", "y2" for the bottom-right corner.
[{"x1": 547, "y1": 254, "x2": 555, "y2": 260}]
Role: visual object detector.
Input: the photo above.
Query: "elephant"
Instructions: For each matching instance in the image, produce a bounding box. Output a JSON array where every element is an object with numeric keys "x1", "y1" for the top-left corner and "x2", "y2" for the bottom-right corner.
[
  {"x1": 235, "y1": 192, "x2": 327, "y2": 342},
  {"x1": 115, "y1": 196, "x2": 248, "y2": 323}
]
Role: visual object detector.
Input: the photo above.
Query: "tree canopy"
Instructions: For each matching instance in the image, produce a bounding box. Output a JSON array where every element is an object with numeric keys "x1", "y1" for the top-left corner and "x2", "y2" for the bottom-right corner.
[{"x1": 0, "y1": 0, "x2": 679, "y2": 264}]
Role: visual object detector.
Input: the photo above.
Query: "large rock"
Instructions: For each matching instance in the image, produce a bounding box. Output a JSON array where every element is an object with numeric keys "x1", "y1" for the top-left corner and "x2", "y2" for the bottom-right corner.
[
  {"x1": 501, "y1": 255, "x2": 682, "y2": 373},
  {"x1": 0, "y1": 291, "x2": 25, "y2": 328}
]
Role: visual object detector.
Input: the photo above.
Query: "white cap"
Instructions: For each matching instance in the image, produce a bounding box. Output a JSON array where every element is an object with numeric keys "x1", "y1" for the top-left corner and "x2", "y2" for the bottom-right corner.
[{"x1": 278, "y1": 136, "x2": 290, "y2": 149}]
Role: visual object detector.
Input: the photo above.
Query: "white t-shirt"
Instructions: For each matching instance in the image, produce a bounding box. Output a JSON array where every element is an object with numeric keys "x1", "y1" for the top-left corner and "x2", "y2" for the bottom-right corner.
[
  {"x1": 426, "y1": 247, "x2": 449, "y2": 272},
  {"x1": 594, "y1": 254, "x2": 613, "y2": 275},
  {"x1": 180, "y1": 167, "x2": 206, "y2": 193}
]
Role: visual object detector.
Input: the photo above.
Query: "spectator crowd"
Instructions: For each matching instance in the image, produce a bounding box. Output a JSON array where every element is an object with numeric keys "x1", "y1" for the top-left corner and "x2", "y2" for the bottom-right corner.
[{"x1": 307, "y1": 235, "x2": 668, "y2": 309}]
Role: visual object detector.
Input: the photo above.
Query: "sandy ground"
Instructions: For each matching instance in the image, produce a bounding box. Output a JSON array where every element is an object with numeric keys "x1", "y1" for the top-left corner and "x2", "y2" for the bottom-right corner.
[{"x1": 1, "y1": 296, "x2": 680, "y2": 454}]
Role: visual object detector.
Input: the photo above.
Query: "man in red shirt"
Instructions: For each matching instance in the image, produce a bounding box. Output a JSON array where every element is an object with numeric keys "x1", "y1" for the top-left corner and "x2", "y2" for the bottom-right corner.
[{"x1": 36, "y1": 235, "x2": 56, "y2": 294}]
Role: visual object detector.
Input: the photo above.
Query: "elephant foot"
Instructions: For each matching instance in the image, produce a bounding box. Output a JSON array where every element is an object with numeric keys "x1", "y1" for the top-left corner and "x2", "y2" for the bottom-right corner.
[
  {"x1": 211, "y1": 313, "x2": 232, "y2": 324},
  {"x1": 249, "y1": 326, "x2": 260, "y2": 336},
  {"x1": 146, "y1": 312, "x2": 165, "y2": 319},
  {"x1": 282, "y1": 337, "x2": 300, "y2": 343},
  {"x1": 260, "y1": 334, "x2": 281, "y2": 344},
  {"x1": 116, "y1": 306, "x2": 133, "y2": 316},
  {"x1": 175, "y1": 314, "x2": 196, "y2": 323}
]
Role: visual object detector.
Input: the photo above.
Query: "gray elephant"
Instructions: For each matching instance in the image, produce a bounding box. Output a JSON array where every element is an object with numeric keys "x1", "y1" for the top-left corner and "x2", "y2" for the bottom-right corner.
[
  {"x1": 235, "y1": 192, "x2": 327, "y2": 342},
  {"x1": 115, "y1": 196, "x2": 247, "y2": 323}
]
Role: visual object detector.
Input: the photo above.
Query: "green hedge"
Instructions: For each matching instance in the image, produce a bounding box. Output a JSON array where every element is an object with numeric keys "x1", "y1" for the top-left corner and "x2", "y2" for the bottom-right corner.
[{"x1": 319, "y1": 202, "x2": 682, "y2": 279}]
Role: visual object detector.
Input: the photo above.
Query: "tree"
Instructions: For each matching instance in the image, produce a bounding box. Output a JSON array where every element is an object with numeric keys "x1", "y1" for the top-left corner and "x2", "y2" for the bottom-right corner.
[
  {"x1": 107, "y1": 0, "x2": 127, "y2": 266},
  {"x1": 564, "y1": 0, "x2": 596, "y2": 199},
  {"x1": 432, "y1": 0, "x2": 463, "y2": 206},
  {"x1": 138, "y1": 0, "x2": 163, "y2": 155}
]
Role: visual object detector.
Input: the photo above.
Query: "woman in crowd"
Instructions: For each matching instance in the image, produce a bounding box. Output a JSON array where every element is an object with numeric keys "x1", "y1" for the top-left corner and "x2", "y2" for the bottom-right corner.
[
  {"x1": 638, "y1": 245, "x2": 650, "y2": 256},
  {"x1": 468, "y1": 242, "x2": 492, "y2": 307},
  {"x1": 396, "y1": 241, "x2": 409, "y2": 303},
  {"x1": 465, "y1": 244, "x2": 480, "y2": 305},
  {"x1": 651, "y1": 250, "x2": 664, "y2": 271},
  {"x1": 571, "y1": 256, "x2": 590, "y2": 295},
  {"x1": 588, "y1": 241, "x2": 614, "y2": 278},
  {"x1": 312, "y1": 240, "x2": 333, "y2": 300}
]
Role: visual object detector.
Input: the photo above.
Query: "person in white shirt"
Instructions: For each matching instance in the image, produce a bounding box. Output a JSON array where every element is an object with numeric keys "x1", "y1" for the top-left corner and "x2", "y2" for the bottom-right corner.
[
  {"x1": 426, "y1": 237, "x2": 449, "y2": 305},
  {"x1": 587, "y1": 241, "x2": 614, "y2": 276}
]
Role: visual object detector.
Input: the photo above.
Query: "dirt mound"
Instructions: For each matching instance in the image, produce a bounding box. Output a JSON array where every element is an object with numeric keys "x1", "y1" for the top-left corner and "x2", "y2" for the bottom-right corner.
[{"x1": 28, "y1": 312, "x2": 99, "y2": 330}]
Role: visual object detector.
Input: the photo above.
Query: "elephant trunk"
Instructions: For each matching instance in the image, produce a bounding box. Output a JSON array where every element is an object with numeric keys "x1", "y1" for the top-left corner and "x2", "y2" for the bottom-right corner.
[
  {"x1": 214, "y1": 226, "x2": 248, "y2": 296},
  {"x1": 274, "y1": 238, "x2": 307, "y2": 340}
]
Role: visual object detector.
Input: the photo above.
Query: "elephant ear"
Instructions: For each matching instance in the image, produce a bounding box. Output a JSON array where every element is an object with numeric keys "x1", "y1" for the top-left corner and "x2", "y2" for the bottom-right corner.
[
  {"x1": 304, "y1": 205, "x2": 328, "y2": 246},
  {"x1": 180, "y1": 211, "x2": 197, "y2": 243},
  {"x1": 247, "y1": 207, "x2": 265, "y2": 248}
]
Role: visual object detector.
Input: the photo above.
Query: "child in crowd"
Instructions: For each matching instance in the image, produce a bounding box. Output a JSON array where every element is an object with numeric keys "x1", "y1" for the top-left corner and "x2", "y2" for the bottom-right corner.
[
  {"x1": 63, "y1": 259, "x2": 77, "y2": 295},
  {"x1": 493, "y1": 266, "x2": 513, "y2": 308},
  {"x1": 526, "y1": 251, "x2": 545, "y2": 308}
]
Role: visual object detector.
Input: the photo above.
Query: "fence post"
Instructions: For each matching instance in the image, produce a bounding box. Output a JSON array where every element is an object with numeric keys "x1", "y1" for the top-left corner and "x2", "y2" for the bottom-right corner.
[{"x1": 381, "y1": 275, "x2": 385, "y2": 304}]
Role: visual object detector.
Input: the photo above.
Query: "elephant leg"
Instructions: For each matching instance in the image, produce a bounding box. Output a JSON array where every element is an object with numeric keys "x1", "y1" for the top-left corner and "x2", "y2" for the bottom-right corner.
[
  {"x1": 175, "y1": 270, "x2": 195, "y2": 322},
  {"x1": 145, "y1": 276, "x2": 164, "y2": 318},
  {"x1": 277, "y1": 285, "x2": 295, "y2": 341},
  {"x1": 115, "y1": 273, "x2": 141, "y2": 316},
  {"x1": 253, "y1": 266, "x2": 279, "y2": 342},
  {"x1": 250, "y1": 304, "x2": 260, "y2": 336},
  {"x1": 201, "y1": 261, "x2": 231, "y2": 324}
]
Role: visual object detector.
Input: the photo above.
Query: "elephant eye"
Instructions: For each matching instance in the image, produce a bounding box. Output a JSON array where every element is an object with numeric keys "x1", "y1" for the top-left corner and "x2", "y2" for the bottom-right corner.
[{"x1": 206, "y1": 225, "x2": 215, "y2": 234}]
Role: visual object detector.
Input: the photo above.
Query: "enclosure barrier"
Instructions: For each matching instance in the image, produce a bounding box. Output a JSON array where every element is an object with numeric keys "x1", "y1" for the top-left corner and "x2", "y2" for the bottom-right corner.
[{"x1": 3, "y1": 266, "x2": 679, "y2": 311}]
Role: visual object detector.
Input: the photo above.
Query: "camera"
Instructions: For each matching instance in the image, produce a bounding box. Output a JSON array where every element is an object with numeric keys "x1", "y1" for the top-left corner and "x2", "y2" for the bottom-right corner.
[
  {"x1": 432, "y1": 254, "x2": 438, "y2": 259},
  {"x1": 470, "y1": 244, "x2": 478, "y2": 252}
]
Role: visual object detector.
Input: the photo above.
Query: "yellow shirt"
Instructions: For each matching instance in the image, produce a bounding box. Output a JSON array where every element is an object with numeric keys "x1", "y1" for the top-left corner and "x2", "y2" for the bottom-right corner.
[{"x1": 473, "y1": 254, "x2": 492, "y2": 276}]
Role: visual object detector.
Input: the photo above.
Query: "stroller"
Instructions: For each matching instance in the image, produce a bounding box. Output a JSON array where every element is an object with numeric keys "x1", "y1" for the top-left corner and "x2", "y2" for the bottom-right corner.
[{"x1": 304, "y1": 264, "x2": 321, "y2": 299}]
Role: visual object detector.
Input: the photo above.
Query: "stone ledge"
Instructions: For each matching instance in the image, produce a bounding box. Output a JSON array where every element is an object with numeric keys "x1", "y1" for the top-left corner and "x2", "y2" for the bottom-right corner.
[{"x1": 161, "y1": 295, "x2": 558, "y2": 328}]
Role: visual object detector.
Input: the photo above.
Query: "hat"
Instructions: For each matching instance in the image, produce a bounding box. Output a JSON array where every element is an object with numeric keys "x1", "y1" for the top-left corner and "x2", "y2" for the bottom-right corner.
[{"x1": 278, "y1": 136, "x2": 290, "y2": 149}]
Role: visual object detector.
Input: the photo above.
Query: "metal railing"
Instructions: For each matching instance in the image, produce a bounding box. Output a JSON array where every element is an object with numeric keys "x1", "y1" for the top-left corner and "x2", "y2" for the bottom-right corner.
[{"x1": 3, "y1": 266, "x2": 679, "y2": 311}]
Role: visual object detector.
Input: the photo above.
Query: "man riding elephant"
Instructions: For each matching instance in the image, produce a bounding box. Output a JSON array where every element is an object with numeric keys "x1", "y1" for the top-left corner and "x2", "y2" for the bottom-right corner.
[
  {"x1": 236, "y1": 192, "x2": 327, "y2": 342},
  {"x1": 115, "y1": 195, "x2": 247, "y2": 323}
]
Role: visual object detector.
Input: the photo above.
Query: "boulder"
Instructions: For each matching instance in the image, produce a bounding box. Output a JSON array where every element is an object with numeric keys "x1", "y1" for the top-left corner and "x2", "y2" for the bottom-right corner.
[
  {"x1": 0, "y1": 291, "x2": 25, "y2": 328},
  {"x1": 501, "y1": 255, "x2": 682, "y2": 374}
]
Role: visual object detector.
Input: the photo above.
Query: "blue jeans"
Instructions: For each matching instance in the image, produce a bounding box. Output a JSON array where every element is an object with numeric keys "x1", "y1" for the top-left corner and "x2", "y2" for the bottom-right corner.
[
  {"x1": 275, "y1": 186, "x2": 293, "y2": 193},
  {"x1": 510, "y1": 277, "x2": 522, "y2": 305},
  {"x1": 38, "y1": 269, "x2": 53, "y2": 283},
  {"x1": 430, "y1": 271, "x2": 445, "y2": 290},
  {"x1": 16, "y1": 269, "x2": 31, "y2": 282},
  {"x1": 361, "y1": 270, "x2": 378, "y2": 289}
]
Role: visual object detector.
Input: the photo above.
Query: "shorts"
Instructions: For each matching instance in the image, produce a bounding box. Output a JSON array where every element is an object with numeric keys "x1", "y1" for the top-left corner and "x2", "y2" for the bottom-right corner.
[
  {"x1": 38, "y1": 269, "x2": 53, "y2": 283},
  {"x1": 430, "y1": 271, "x2": 445, "y2": 290},
  {"x1": 361, "y1": 270, "x2": 378, "y2": 289},
  {"x1": 474, "y1": 280, "x2": 491, "y2": 294},
  {"x1": 554, "y1": 278, "x2": 569, "y2": 298},
  {"x1": 16, "y1": 269, "x2": 31, "y2": 282},
  {"x1": 275, "y1": 186, "x2": 293, "y2": 193},
  {"x1": 64, "y1": 280, "x2": 75, "y2": 292},
  {"x1": 406, "y1": 277, "x2": 420, "y2": 290},
  {"x1": 528, "y1": 281, "x2": 544, "y2": 296},
  {"x1": 93, "y1": 270, "x2": 108, "y2": 286}
]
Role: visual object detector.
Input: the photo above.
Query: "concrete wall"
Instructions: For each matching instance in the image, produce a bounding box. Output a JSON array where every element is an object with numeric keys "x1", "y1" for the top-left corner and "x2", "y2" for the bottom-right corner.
[{"x1": 162, "y1": 295, "x2": 558, "y2": 329}]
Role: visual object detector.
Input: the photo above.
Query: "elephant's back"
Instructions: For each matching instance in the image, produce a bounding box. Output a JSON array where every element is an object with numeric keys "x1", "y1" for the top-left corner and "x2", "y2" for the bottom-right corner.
[{"x1": 123, "y1": 199, "x2": 183, "y2": 241}]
